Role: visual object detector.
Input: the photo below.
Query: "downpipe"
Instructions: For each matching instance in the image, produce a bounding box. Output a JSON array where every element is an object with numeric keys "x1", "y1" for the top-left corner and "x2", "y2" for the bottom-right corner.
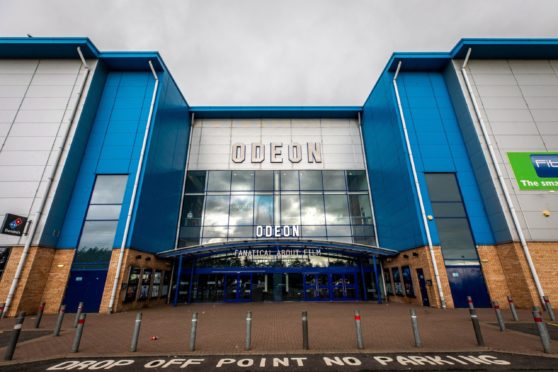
[
  {"x1": 460, "y1": 48, "x2": 546, "y2": 305},
  {"x1": 393, "y1": 61, "x2": 447, "y2": 309},
  {"x1": 2, "y1": 48, "x2": 91, "y2": 317},
  {"x1": 107, "y1": 61, "x2": 159, "y2": 313}
]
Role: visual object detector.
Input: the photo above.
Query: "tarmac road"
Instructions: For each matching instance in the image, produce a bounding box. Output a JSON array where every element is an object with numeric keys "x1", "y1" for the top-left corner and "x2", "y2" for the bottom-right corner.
[{"x1": 0, "y1": 352, "x2": 556, "y2": 371}]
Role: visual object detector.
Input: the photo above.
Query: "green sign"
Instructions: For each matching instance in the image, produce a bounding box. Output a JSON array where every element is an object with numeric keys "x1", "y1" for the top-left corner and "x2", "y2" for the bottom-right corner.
[{"x1": 507, "y1": 152, "x2": 558, "y2": 190}]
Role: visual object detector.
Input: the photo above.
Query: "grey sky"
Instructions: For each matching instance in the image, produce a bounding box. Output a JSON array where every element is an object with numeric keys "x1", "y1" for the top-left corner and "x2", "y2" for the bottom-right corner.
[{"x1": 1, "y1": 0, "x2": 558, "y2": 106}]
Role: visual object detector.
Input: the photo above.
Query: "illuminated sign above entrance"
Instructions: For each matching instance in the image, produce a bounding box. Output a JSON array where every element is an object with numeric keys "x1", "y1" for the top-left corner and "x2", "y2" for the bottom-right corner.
[
  {"x1": 255, "y1": 225, "x2": 300, "y2": 238},
  {"x1": 231, "y1": 143, "x2": 322, "y2": 164}
]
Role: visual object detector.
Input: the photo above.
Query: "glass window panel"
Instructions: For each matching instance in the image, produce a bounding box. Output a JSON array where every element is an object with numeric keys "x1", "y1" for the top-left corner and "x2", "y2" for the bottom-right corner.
[
  {"x1": 327, "y1": 225, "x2": 352, "y2": 236},
  {"x1": 351, "y1": 225, "x2": 375, "y2": 237},
  {"x1": 425, "y1": 173, "x2": 462, "y2": 202},
  {"x1": 281, "y1": 194, "x2": 300, "y2": 225},
  {"x1": 346, "y1": 170, "x2": 368, "y2": 191},
  {"x1": 322, "y1": 171, "x2": 346, "y2": 191},
  {"x1": 182, "y1": 195, "x2": 204, "y2": 227},
  {"x1": 392, "y1": 267, "x2": 403, "y2": 295},
  {"x1": 255, "y1": 195, "x2": 273, "y2": 225},
  {"x1": 90, "y1": 175, "x2": 128, "y2": 204},
  {"x1": 328, "y1": 236, "x2": 352, "y2": 243},
  {"x1": 231, "y1": 171, "x2": 254, "y2": 191},
  {"x1": 435, "y1": 218, "x2": 478, "y2": 260},
  {"x1": 432, "y1": 202, "x2": 466, "y2": 218},
  {"x1": 75, "y1": 221, "x2": 118, "y2": 262},
  {"x1": 207, "y1": 171, "x2": 231, "y2": 192},
  {"x1": 280, "y1": 171, "x2": 299, "y2": 191},
  {"x1": 255, "y1": 171, "x2": 274, "y2": 191},
  {"x1": 229, "y1": 195, "x2": 254, "y2": 225},
  {"x1": 228, "y1": 226, "x2": 254, "y2": 238},
  {"x1": 302, "y1": 226, "x2": 326, "y2": 237},
  {"x1": 324, "y1": 194, "x2": 350, "y2": 224},
  {"x1": 203, "y1": 195, "x2": 230, "y2": 226},
  {"x1": 202, "y1": 226, "x2": 228, "y2": 238},
  {"x1": 349, "y1": 194, "x2": 373, "y2": 225},
  {"x1": 401, "y1": 266, "x2": 415, "y2": 297},
  {"x1": 185, "y1": 171, "x2": 206, "y2": 194},
  {"x1": 86, "y1": 205, "x2": 121, "y2": 220},
  {"x1": 300, "y1": 194, "x2": 325, "y2": 225},
  {"x1": 179, "y1": 226, "x2": 201, "y2": 240},
  {"x1": 299, "y1": 171, "x2": 323, "y2": 191},
  {"x1": 354, "y1": 236, "x2": 375, "y2": 245}
]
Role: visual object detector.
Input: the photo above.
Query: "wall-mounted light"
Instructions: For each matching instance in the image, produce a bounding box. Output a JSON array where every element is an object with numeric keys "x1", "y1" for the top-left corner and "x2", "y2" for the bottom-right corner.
[
  {"x1": 412, "y1": 252, "x2": 419, "y2": 257},
  {"x1": 427, "y1": 215, "x2": 434, "y2": 221},
  {"x1": 57, "y1": 264, "x2": 65, "y2": 268},
  {"x1": 543, "y1": 210, "x2": 551, "y2": 217},
  {"x1": 145, "y1": 257, "x2": 151, "y2": 262},
  {"x1": 403, "y1": 254, "x2": 409, "y2": 259},
  {"x1": 135, "y1": 255, "x2": 142, "y2": 260}
]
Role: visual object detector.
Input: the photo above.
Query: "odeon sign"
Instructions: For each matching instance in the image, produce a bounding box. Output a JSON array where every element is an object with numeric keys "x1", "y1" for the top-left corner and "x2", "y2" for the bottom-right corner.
[
  {"x1": 255, "y1": 225, "x2": 300, "y2": 238},
  {"x1": 231, "y1": 142, "x2": 322, "y2": 164}
]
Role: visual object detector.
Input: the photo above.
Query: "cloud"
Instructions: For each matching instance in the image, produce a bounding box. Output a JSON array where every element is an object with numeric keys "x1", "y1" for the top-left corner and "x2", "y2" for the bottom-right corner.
[{"x1": 1, "y1": 0, "x2": 557, "y2": 105}]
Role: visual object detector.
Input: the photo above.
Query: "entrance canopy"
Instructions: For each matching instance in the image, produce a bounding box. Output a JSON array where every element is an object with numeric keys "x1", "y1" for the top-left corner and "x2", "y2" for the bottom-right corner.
[{"x1": 157, "y1": 239, "x2": 397, "y2": 259}]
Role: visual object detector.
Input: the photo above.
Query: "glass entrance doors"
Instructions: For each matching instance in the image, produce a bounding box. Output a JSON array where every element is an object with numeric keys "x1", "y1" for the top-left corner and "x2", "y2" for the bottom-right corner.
[
  {"x1": 225, "y1": 273, "x2": 252, "y2": 302},
  {"x1": 332, "y1": 273, "x2": 357, "y2": 300},
  {"x1": 303, "y1": 272, "x2": 358, "y2": 301}
]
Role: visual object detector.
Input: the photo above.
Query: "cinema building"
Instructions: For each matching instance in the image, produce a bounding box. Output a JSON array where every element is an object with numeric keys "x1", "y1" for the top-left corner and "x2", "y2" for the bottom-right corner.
[{"x1": 0, "y1": 37, "x2": 557, "y2": 316}]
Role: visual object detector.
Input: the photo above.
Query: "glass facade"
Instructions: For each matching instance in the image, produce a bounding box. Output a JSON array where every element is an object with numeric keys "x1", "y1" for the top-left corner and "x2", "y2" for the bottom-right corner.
[{"x1": 178, "y1": 170, "x2": 375, "y2": 247}]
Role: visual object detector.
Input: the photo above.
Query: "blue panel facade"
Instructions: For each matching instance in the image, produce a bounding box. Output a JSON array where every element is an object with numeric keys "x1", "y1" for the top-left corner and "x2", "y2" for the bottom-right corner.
[
  {"x1": 396, "y1": 71, "x2": 495, "y2": 246},
  {"x1": 362, "y1": 73, "x2": 425, "y2": 251},
  {"x1": 129, "y1": 73, "x2": 190, "y2": 253},
  {"x1": 57, "y1": 71, "x2": 156, "y2": 249}
]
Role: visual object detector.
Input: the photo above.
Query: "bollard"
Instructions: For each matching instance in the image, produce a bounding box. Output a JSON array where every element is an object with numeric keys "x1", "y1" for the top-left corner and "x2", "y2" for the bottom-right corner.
[
  {"x1": 409, "y1": 309, "x2": 422, "y2": 347},
  {"x1": 3, "y1": 312, "x2": 25, "y2": 361},
  {"x1": 53, "y1": 305, "x2": 66, "y2": 336},
  {"x1": 302, "y1": 311, "x2": 309, "y2": 350},
  {"x1": 532, "y1": 307, "x2": 551, "y2": 354},
  {"x1": 71, "y1": 313, "x2": 86, "y2": 353},
  {"x1": 469, "y1": 309, "x2": 485, "y2": 346},
  {"x1": 0, "y1": 303, "x2": 5, "y2": 319},
  {"x1": 354, "y1": 310, "x2": 364, "y2": 349},
  {"x1": 245, "y1": 311, "x2": 252, "y2": 351},
  {"x1": 507, "y1": 296, "x2": 519, "y2": 321},
  {"x1": 189, "y1": 312, "x2": 198, "y2": 352},
  {"x1": 543, "y1": 296, "x2": 556, "y2": 322},
  {"x1": 34, "y1": 302, "x2": 46, "y2": 329},
  {"x1": 73, "y1": 301, "x2": 84, "y2": 328},
  {"x1": 130, "y1": 312, "x2": 142, "y2": 352},
  {"x1": 467, "y1": 296, "x2": 475, "y2": 311},
  {"x1": 492, "y1": 301, "x2": 506, "y2": 332}
]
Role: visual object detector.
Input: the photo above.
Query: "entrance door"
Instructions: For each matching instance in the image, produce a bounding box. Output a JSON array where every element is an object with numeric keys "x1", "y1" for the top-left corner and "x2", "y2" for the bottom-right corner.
[
  {"x1": 332, "y1": 273, "x2": 358, "y2": 300},
  {"x1": 303, "y1": 273, "x2": 329, "y2": 301},
  {"x1": 64, "y1": 270, "x2": 107, "y2": 312},
  {"x1": 416, "y1": 268, "x2": 430, "y2": 307},
  {"x1": 224, "y1": 273, "x2": 252, "y2": 302},
  {"x1": 446, "y1": 266, "x2": 491, "y2": 308}
]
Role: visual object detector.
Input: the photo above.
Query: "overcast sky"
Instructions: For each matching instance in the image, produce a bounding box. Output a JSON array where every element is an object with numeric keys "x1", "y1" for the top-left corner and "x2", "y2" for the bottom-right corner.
[{"x1": 1, "y1": 0, "x2": 558, "y2": 106}]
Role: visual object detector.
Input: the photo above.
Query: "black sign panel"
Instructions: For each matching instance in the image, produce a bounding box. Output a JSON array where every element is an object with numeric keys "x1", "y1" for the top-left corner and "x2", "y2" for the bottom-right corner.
[{"x1": 1, "y1": 214, "x2": 28, "y2": 236}]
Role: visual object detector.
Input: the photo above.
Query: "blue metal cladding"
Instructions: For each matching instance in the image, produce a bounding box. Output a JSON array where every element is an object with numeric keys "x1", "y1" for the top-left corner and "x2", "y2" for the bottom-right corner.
[
  {"x1": 40, "y1": 63, "x2": 108, "y2": 247},
  {"x1": 128, "y1": 73, "x2": 190, "y2": 253},
  {"x1": 396, "y1": 71, "x2": 495, "y2": 246},
  {"x1": 361, "y1": 73, "x2": 425, "y2": 251},
  {"x1": 57, "y1": 71, "x2": 156, "y2": 248}
]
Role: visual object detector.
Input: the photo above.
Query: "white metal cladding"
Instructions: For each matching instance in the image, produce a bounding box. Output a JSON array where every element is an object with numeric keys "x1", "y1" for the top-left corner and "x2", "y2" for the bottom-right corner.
[
  {"x1": 454, "y1": 59, "x2": 558, "y2": 241},
  {"x1": 188, "y1": 118, "x2": 365, "y2": 170},
  {"x1": 0, "y1": 59, "x2": 98, "y2": 246}
]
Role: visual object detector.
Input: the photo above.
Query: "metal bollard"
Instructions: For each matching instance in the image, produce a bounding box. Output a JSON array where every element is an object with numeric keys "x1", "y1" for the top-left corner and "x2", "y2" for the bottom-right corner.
[
  {"x1": 469, "y1": 309, "x2": 485, "y2": 346},
  {"x1": 492, "y1": 301, "x2": 506, "y2": 332},
  {"x1": 467, "y1": 296, "x2": 475, "y2": 311},
  {"x1": 543, "y1": 296, "x2": 556, "y2": 322},
  {"x1": 71, "y1": 313, "x2": 86, "y2": 353},
  {"x1": 34, "y1": 302, "x2": 46, "y2": 329},
  {"x1": 245, "y1": 311, "x2": 252, "y2": 351},
  {"x1": 189, "y1": 312, "x2": 198, "y2": 352},
  {"x1": 3, "y1": 312, "x2": 25, "y2": 361},
  {"x1": 130, "y1": 312, "x2": 142, "y2": 352},
  {"x1": 409, "y1": 309, "x2": 422, "y2": 347},
  {"x1": 532, "y1": 307, "x2": 551, "y2": 354},
  {"x1": 0, "y1": 303, "x2": 5, "y2": 319},
  {"x1": 354, "y1": 310, "x2": 364, "y2": 349},
  {"x1": 73, "y1": 301, "x2": 84, "y2": 328},
  {"x1": 53, "y1": 305, "x2": 66, "y2": 336},
  {"x1": 302, "y1": 311, "x2": 309, "y2": 350},
  {"x1": 507, "y1": 296, "x2": 519, "y2": 321}
]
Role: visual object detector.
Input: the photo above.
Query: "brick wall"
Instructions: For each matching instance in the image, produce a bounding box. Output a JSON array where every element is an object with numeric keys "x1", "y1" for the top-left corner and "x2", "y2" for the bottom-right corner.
[
  {"x1": 40, "y1": 249, "x2": 74, "y2": 314},
  {"x1": 99, "y1": 248, "x2": 172, "y2": 313},
  {"x1": 381, "y1": 246, "x2": 454, "y2": 309}
]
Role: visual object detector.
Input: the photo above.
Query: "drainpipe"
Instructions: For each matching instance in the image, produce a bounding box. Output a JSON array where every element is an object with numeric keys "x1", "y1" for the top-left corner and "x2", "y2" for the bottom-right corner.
[
  {"x1": 107, "y1": 61, "x2": 159, "y2": 313},
  {"x1": 460, "y1": 48, "x2": 546, "y2": 305},
  {"x1": 2, "y1": 47, "x2": 91, "y2": 317},
  {"x1": 392, "y1": 61, "x2": 447, "y2": 309}
]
